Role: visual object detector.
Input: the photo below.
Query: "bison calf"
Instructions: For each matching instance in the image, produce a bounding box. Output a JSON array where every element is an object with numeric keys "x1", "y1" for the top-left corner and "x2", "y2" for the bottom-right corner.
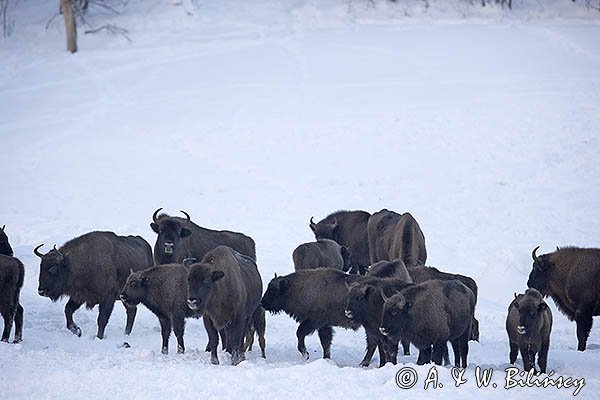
[
  {"x1": 380, "y1": 279, "x2": 475, "y2": 367},
  {"x1": 506, "y1": 288, "x2": 552, "y2": 373},
  {"x1": 0, "y1": 255, "x2": 24, "y2": 343},
  {"x1": 261, "y1": 268, "x2": 367, "y2": 361},
  {"x1": 187, "y1": 246, "x2": 263, "y2": 365},
  {"x1": 121, "y1": 264, "x2": 200, "y2": 354}
]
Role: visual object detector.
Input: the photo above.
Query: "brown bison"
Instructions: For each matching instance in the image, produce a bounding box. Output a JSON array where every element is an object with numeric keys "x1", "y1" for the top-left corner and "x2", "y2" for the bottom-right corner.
[
  {"x1": 151, "y1": 208, "x2": 256, "y2": 265},
  {"x1": 0, "y1": 225, "x2": 13, "y2": 256},
  {"x1": 528, "y1": 246, "x2": 600, "y2": 351},
  {"x1": 367, "y1": 209, "x2": 427, "y2": 267},
  {"x1": 292, "y1": 239, "x2": 351, "y2": 272},
  {"x1": 309, "y1": 210, "x2": 371, "y2": 274},
  {"x1": 35, "y1": 231, "x2": 153, "y2": 339},
  {"x1": 187, "y1": 246, "x2": 263, "y2": 365},
  {"x1": 506, "y1": 288, "x2": 552, "y2": 373},
  {"x1": 0, "y1": 254, "x2": 24, "y2": 343}
]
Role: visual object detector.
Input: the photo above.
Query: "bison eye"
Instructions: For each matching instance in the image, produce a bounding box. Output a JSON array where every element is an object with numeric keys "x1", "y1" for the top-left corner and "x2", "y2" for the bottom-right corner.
[
  {"x1": 529, "y1": 310, "x2": 536, "y2": 317},
  {"x1": 391, "y1": 310, "x2": 398, "y2": 317},
  {"x1": 48, "y1": 266, "x2": 58, "y2": 275},
  {"x1": 130, "y1": 281, "x2": 137, "y2": 288}
]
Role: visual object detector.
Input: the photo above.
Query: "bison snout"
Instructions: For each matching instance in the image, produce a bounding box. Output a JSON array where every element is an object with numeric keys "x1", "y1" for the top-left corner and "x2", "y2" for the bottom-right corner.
[
  {"x1": 38, "y1": 288, "x2": 48, "y2": 297},
  {"x1": 120, "y1": 294, "x2": 128, "y2": 301},
  {"x1": 344, "y1": 310, "x2": 353, "y2": 319},
  {"x1": 517, "y1": 325, "x2": 527, "y2": 335},
  {"x1": 187, "y1": 298, "x2": 199, "y2": 311},
  {"x1": 164, "y1": 242, "x2": 174, "y2": 254},
  {"x1": 379, "y1": 327, "x2": 389, "y2": 336}
]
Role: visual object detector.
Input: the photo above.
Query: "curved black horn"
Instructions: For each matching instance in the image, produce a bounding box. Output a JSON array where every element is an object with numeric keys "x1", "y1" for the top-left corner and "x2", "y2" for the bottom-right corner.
[
  {"x1": 152, "y1": 208, "x2": 163, "y2": 224},
  {"x1": 33, "y1": 244, "x2": 45, "y2": 258},
  {"x1": 180, "y1": 210, "x2": 191, "y2": 222},
  {"x1": 531, "y1": 246, "x2": 540, "y2": 262},
  {"x1": 53, "y1": 244, "x2": 63, "y2": 257},
  {"x1": 310, "y1": 216, "x2": 316, "y2": 226},
  {"x1": 182, "y1": 258, "x2": 197, "y2": 268},
  {"x1": 1, "y1": 225, "x2": 5, "y2": 231}
]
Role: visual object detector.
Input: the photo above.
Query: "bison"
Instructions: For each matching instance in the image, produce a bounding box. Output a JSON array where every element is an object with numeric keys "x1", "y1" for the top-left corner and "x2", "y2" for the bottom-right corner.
[
  {"x1": 367, "y1": 209, "x2": 427, "y2": 267},
  {"x1": 292, "y1": 239, "x2": 351, "y2": 272},
  {"x1": 187, "y1": 246, "x2": 263, "y2": 365},
  {"x1": 407, "y1": 264, "x2": 480, "y2": 342},
  {"x1": 380, "y1": 279, "x2": 475, "y2": 367},
  {"x1": 34, "y1": 231, "x2": 153, "y2": 339},
  {"x1": 506, "y1": 288, "x2": 552, "y2": 373},
  {"x1": 0, "y1": 254, "x2": 24, "y2": 343},
  {"x1": 309, "y1": 210, "x2": 371, "y2": 274},
  {"x1": 261, "y1": 268, "x2": 369, "y2": 360},
  {"x1": 367, "y1": 259, "x2": 411, "y2": 282},
  {"x1": 528, "y1": 246, "x2": 600, "y2": 351},
  {"x1": 151, "y1": 208, "x2": 256, "y2": 265},
  {"x1": 345, "y1": 277, "x2": 413, "y2": 367},
  {"x1": 0, "y1": 225, "x2": 13, "y2": 256},
  {"x1": 120, "y1": 264, "x2": 201, "y2": 354}
]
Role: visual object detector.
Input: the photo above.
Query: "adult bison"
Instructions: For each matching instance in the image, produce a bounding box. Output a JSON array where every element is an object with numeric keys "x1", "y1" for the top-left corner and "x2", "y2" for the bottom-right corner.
[
  {"x1": 528, "y1": 246, "x2": 600, "y2": 351},
  {"x1": 35, "y1": 231, "x2": 153, "y2": 339},
  {"x1": 0, "y1": 254, "x2": 24, "y2": 343},
  {"x1": 380, "y1": 279, "x2": 475, "y2": 367},
  {"x1": 367, "y1": 209, "x2": 427, "y2": 267},
  {"x1": 0, "y1": 225, "x2": 13, "y2": 256},
  {"x1": 506, "y1": 288, "x2": 552, "y2": 373},
  {"x1": 309, "y1": 210, "x2": 371, "y2": 274},
  {"x1": 187, "y1": 246, "x2": 262, "y2": 365},
  {"x1": 292, "y1": 239, "x2": 350, "y2": 271},
  {"x1": 151, "y1": 208, "x2": 256, "y2": 265}
]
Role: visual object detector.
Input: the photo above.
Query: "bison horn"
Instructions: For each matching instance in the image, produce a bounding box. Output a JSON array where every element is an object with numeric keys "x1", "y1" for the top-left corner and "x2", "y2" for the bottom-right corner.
[
  {"x1": 1, "y1": 225, "x2": 4, "y2": 231},
  {"x1": 33, "y1": 244, "x2": 45, "y2": 258},
  {"x1": 180, "y1": 210, "x2": 191, "y2": 223},
  {"x1": 53, "y1": 244, "x2": 63, "y2": 257},
  {"x1": 381, "y1": 291, "x2": 390, "y2": 302},
  {"x1": 514, "y1": 292, "x2": 518, "y2": 300},
  {"x1": 182, "y1": 258, "x2": 197, "y2": 268},
  {"x1": 531, "y1": 246, "x2": 540, "y2": 262},
  {"x1": 310, "y1": 216, "x2": 316, "y2": 227},
  {"x1": 152, "y1": 208, "x2": 163, "y2": 223}
]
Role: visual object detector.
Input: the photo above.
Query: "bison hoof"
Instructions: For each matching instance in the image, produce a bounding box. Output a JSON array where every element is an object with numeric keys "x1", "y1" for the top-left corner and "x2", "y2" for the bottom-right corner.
[
  {"x1": 1, "y1": 338, "x2": 8, "y2": 343},
  {"x1": 69, "y1": 326, "x2": 82, "y2": 337},
  {"x1": 161, "y1": 347, "x2": 168, "y2": 355},
  {"x1": 300, "y1": 350, "x2": 309, "y2": 361},
  {"x1": 211, "y1": 356, "x2": 220, "y2": 365},
  {"x1": 177, "y1": 346, "x2": 185, "y2": 354},
  {"x1": 121, "y1": 342, "x2": 131, "y2": 348},
  {"x1": 359, "y1": 361, "x2": 370, "y2": 368},
  {"x1": 13, "y1": 337, "x2": 22, "y2": 344}
]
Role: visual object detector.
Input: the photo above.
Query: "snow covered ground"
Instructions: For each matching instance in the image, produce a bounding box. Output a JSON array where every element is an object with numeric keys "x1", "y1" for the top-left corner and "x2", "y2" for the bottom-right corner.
[{"x1": 1, "y1": 1, "x2": 600, "y2": 399}]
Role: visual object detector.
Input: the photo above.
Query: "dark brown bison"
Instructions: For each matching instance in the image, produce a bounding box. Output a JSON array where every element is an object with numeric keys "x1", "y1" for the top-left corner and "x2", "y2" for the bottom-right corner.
[
  {"x1": 120, "y1": 264, "x2": 201, "y2": 354},
  {"x1": 261, "y1": 268, "x2": 372, "y2": 360},
  {"x1": 344, "y1": 277, "x2": 413, "y2": 367},
  {"x1": 309, "y1": 210, "x2": 371, "y2": 274},
  {"x1": 0, "y1": 254, "x2": 24, "y2": 343},
  {"x1": 187, "y1": 246, "x2": 263, "y2": 365},
  {"x1": 244, "y1": 305, "x2": 266, "y2": 358},
  {"x1": 0, "y1": 225, "x2": 13, "y2": 256},
  {"x1": 407, "y1": 265, "x2": 479, "y2": 342},
  {"x1": 506, "y1": 288, "x2": 552, "y2": 373},
  {"x1": 292, "y1": 239, "x2": 350, "y2": 272},
  {"x1": 528, "y1": 246, "x2": 600, "y2": 351},
  {"x1": 380, "y1": 279, "x2": 475, "y2": 367},
  {"x1": 151, "y1": 208, "x2": 256, "y2": 265},
  {"x1": 367, "y1": 259, "x2": 411, "y2": 282},
  {"x1": 367, "y1": 209, "x2": 427, "y2": 267},
  {"x1": 34, "y1": 231, "x2": 153, "y2": 339}
]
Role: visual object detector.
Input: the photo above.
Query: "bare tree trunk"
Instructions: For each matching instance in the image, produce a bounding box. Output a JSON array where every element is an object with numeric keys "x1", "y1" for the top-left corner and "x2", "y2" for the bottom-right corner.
[{"x1": 60, "y1": 0, "x2": 77, "y2": 53}]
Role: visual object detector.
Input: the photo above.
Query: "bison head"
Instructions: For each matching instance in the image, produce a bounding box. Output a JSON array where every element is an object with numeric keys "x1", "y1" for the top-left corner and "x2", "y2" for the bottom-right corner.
[
  {"x1": 527, "y1": 246, "x2": 552, "y2": 295},
  {"x1": 35, "y1": 244, "x2": 68, "y2": 301},
  {"x1": 380, "y1": 292, "x2": 411, "y2": 340},
  {"x1": 344, "y1": 283, "x2": 376, "y2": 321},
  {"x1": 120, "y1": 270, "x2": 149, "y2": 306},
  {"x1": 186, "y1": 262, "x2": 224, "y2": 314},
  {"x1": 309, "y1": 216, "x2": 340, "y2": 241},
  {"x1": 512, "y1": 289, "x2": 548, "y2": 338},
  {"x1": 150, "y1": 208, "x2": 192, "y2": 264},
  {"x1": 261, "y1": 274, "x2": 289, "y2": 314},
  {"x1": 0, "y1": 225, "x2": 13, "y2": 256}
]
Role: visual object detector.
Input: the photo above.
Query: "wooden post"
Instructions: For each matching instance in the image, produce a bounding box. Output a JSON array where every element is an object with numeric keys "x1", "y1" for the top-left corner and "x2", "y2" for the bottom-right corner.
[{"x1": 60, "y1": 0, "x2": 77, "y2": 53}]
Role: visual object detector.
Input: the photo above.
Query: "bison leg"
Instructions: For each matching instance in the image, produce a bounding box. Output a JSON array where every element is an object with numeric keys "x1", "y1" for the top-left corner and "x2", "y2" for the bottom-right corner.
[
  {"x1": 228, "y1": 318, "x2": 246, "y2": 366},
  {"x1": 172, "y1": 314, "x2": 186, "y2": 354},
  {"x1": 203, "y1": 316, "x2": 220, "y2": 365},
  {"x1": 538, "y1": 338, "x2": 550, "y2": 374},
  {"x1": 520, "y1": 346, "x2": 536, "y2": 374},
  {"x1": 383, "y1": 336, "x2": 399, "y2": 365},
  {"x1": 359, "y1": 334, "x2": 378, "y2": 367},
  {"x1": 509, "y1": 340, "x2": 519, "y2": 364},
  {"x1": 317, "y1": 325, "x2": 333, "y2": 359},
  {"x1": 96, "y1": 298, "x2": 116, "y2": 339},
  {"x1": 432, "y1": 342, "x2": 446, "y2": 366},
  {"x1": 13, "y1": 303, "x2": 23, "y2": 343},
  {"x1": 296, "y1": 320, "x2": 317, "y2": 360},
  {"x1": 159, "y1": 317, "x2": 171, "y2": 354},
  {"x1": 1, "y1": 309, "x2": 14, "y2": 342},
  {"x1": 255, "y1": 308, "x2": 266, "y2": 358},
  {"x1": 416, "y1": 346, "x2": 432, "y2": 365},
  {"x1": 65, "y1": 299, "x2": 82, "y2": 337},
  {"x1": 401, "y1": 339, "x2": 410, "y2": 356},
  {"x1": 123, "y1": 303, "x2": 137, "y2": 336},
  {"x1": 575, "y1": 308, "x2": 593, "y2": 352}
]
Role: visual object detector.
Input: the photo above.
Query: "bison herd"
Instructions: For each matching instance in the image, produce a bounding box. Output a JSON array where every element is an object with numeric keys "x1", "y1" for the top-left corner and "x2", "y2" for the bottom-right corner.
[{"x1": 0, "y1": 211, "x2": 598, "y2": 371}]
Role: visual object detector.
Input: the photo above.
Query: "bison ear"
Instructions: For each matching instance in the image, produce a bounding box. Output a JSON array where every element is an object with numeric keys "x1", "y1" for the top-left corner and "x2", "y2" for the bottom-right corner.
[
  {"x1": 538, "y1": 302, "x2": 547, "y2": 311},
  {"x1": 150, "y1": 223, "x2": 160, "y2": 234},
  {"x1": 180, "y1": 228, "x2": 192, "y2": 238},
  {"x1": 364, "y1": 285, "x2": 375, "y2": 297},
  {"x1": 211, "y1": 271, "x2": 225, "y2": 282}
]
